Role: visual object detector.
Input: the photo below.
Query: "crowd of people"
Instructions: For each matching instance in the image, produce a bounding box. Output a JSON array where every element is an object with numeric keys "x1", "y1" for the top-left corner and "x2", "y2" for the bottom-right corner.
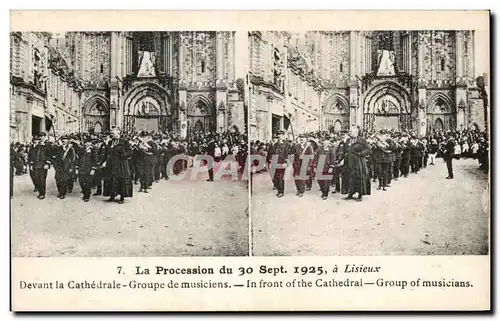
[
  {"x1": 10, "y1": 128, "x2": 248, "y2": 202},
  {"x1": 250, "y1": 127, "x2": 489, "y2": 201}
]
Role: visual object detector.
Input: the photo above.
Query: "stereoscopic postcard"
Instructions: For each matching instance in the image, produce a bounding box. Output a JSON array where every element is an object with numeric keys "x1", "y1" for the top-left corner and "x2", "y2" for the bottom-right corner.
[{"x1": 9, "y1": 10, "x2": 490, "y2": 311}]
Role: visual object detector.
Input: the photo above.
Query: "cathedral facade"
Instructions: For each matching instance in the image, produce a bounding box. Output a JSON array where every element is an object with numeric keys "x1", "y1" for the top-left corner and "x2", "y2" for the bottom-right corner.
[
  {"x1": 249, "y1": 30, "x2": 486, "y2": 141},
  {"x1": 66, "y1": 31, "x2": 245, "y2": 137}
]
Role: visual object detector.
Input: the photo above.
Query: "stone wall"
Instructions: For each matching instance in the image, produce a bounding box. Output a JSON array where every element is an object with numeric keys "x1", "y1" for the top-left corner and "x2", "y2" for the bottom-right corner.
[
  {"x1": 419, "y1": 31, "x2": 456, "y2": 82},
  {"x1": 179, "y1": 32, "x2": 217, "y2": 84},
  {"x1": 70, "y1": 32, "x2": 111, "y2": 86},
  {"x1": 325, "y1": 32, "x2": 350, "y2": 84}
]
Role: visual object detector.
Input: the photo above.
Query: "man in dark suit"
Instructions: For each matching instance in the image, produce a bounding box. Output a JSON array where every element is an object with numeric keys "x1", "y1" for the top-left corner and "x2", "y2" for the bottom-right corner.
[
  {"x1": 272, "y1": 130, "x2": 289, "y2": 198},
  {"x1": 27, "y1": 138, "x2": 38, "y2": 193},
  {"x1": 444, "y1": 136, "x2": 455, "y2": 179},
  {"x1": 10, "y1": 144, "x2": 15, "y2": 198},
  {"x1": 75, "y1": 138, "x2": 98, "y2": 202},
  {"x1": 53, "y1": 135, "x2": 76, "y2": 199},
  {"x1": 28, "y1": 133, "x2": 52, "y2": 200},
  {"x1": 316, "y1": 140, "x2": 335, "y2": 200},
  {"x1": 292, "y1": 136, "x2": 313, "y2": 197},
  {"x1": 205, "y1": 139, "x2": 216, "y2": 182}
]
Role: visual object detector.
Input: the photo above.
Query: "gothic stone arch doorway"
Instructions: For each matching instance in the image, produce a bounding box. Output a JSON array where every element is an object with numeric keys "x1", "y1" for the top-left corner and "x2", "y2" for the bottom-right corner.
[
  {"x1": 187, "y1": 94, "x2": 214, "y2": 134},
  {"x1": 83, "y1": 95, "x2": 110, "y2": 133},
  {"x1": 194, "y1": 120, "x2": 204, "y2": 132},
  {"x1": 123, "y1": 83, "x2": 172, "y2": 133},
  {"x1": 434, "y1": 118, "x2": 444, "y2": 131},
  {"x1": 363, "y1": 81, "x2": 412, "y2": 132},
  {"x1": 333, "y1": 120, "x2": 343, "y2": 132}
]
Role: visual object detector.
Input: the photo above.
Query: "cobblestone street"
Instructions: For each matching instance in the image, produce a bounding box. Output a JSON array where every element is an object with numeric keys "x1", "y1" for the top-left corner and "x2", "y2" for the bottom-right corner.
[
  {"x1": 251, "y1": 158, "x2": 490, "y2": 256},
  {"x1": 11, "y1": 166, "x2": 249, "y2": 257}
]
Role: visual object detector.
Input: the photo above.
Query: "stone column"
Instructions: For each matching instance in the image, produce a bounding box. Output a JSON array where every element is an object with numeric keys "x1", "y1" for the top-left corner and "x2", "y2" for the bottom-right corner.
[
  {"x1": 418, "y1": 31, "x2": 426, "y2": 79},
  {"x1": 178, "y1": 86, "x2": 188, "y2": 138},
  {"x1": 349, "y1": 31, "x2": 357, "y2": 77},
  {"x1": 349, "y1": 32, "x2": 359, "y2": 128},
  {"x1": 349, "y1": 82, "x2": 359, "y2": 128},
  {"x1": 417, "y1": 81, "x2": 427, "y2": 136},
  {"x1": 455, "y1": 31, "x2": 467, "y2": 130},
  {"x1": 216, "y1": 83, "x2": 227, "y2": 133},
  {"x1": 456, "y1": 86, "x2": 467, "y2": 130},
  {"x1": 110, "y1": 32, "x2": 121, "y2": 129}
]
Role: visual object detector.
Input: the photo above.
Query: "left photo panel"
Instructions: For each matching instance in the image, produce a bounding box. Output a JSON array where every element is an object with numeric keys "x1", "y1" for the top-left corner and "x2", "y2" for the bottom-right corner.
[{"x1": 9, "y1": 31, "x2": 250, "y2": 257}]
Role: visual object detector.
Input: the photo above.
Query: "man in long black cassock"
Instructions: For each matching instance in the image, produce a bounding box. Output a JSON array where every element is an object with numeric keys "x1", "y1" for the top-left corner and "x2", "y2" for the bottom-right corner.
[
  {"x1": 343, "y1": 127, "x2": 371, "y2": 202},
  {"x1": 103, "y1": 127, "x2": 133, "y2": 204}
]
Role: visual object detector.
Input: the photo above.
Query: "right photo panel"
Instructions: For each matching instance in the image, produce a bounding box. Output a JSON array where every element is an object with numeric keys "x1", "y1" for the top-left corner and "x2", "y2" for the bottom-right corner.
[{"x1": 248, "y1": 30, "x2": 490, "y2": 256}]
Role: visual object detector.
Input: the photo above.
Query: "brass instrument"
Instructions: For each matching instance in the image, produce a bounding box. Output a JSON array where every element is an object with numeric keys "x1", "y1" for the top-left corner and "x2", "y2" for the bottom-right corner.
[
  {"x1": 138, "y1": 140, "x2": 153, "y2": 155},
  {"x1": 375, "y1": 135, "x2": 391, "y2": 153}
]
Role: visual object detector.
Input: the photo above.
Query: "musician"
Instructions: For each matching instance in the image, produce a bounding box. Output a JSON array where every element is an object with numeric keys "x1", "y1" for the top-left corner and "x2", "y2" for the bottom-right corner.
[
  {"x1": 428, "y1": 138, "x2": 439, "y2": 165},
  {"x1": 162, "y1": 139, "x2": 174, "y2": 180},
  {"x1": 10, "y1": 144, "x2": 15, "y2": 198},
  {"x1": 292, "y1": 136, "x2": 314, "y2": 197},
  {"x1": 153, "y1": 135, "x2": 163, "y2": 182},
  {"x1": 343, "y1": 126, "x2": 371, "y2": 202},
  {"x1": 272, "y1": 130, "x2": 289, "y2": 198},
  {"x1": 330, "y1": 139, "x2": 343, "y2": 194},
  {"x1": 267, "y1": 136, "x2": 278, "y2": 190},
  {"x1": 103, "y1": 127, "x2": 133, "y2": 204},
  {"x1": 374, "y1": 130, "x2": 391, "y2": 191},
  {"x1": 410, "y1": 137, "x2": 421, "y2": 173},
  {"x1": 75, "y1": 137, "x2": 98, "y2": 202},
  {"x1": 52, "y1": 135, "x2": 76, "y2": 199},
  {"x1": 136, "y1": 132, "x2": 155, "y2": 192},
  {"x1": 385, "y1": 134, "x2": 397, "y2": 187},
  {"x1": 392, "y1": 138, "x2": 402, "y2": 180},
  {"x1": 129, "y1": 136, "x2": 140, "y2": 185},
  {"x1": 400, "y1": 137, "x2": 411, "y2": 178},
  {"x1": 93, "y1": 137, "x2": 108, "y2": 196},
  {"x1": 443, "y1": 136, "x2": 456, "y2": 179},
  {"x1": 205, "y1": 139, "x2": 216, "y2": 182},
  {"x1": 27, "y1": 137, "x2": 38, "y2": 193},
  {"x1": 316, "y1": 140, "x2": 336, "y2": 200},
  {"x1": 28, "y1": 133, "x2": 52, "y2": 200}
]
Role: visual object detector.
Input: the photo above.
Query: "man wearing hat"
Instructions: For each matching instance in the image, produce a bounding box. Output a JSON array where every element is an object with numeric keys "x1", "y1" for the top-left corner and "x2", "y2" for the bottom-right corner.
[
  {"x1": 373, "y1": 130, "x2": 391, "y2": 191},
  {"x1": 152, "y1": 134, "x2": 163, "y2": 183},
  {"x1": 205, "y1": 138, "x2": 216, "y2": 182},
  {"x1": 443, "y1": 135, "x2": 456, "y2": 179},
  {"x1": 343, "y1": 126, "x2": 371, "y2": 201},
  {"x1": 271, "y1": 130, "x2": 289, "y2": 198},
  {"x1": 75, "y1": 137, "x2": 97, "y2": 202},
  {"x1": 292, "y1": 136, "x2": 313, "y2": 197},
  {"x1": 52, "y1": 135, "x2": 77, "y2": 199},
  {"x1": 316, "y1": 139, "x2": 335, "y2": 200},
  {"x1": 428, "y1": 138, "x2": 439, "y2": 166},
  {"x1": 28, "y1": 133, "x2": 52, "y2": 199},
  {"x1": 137, "y1": 131, "x2": 154, "y2": 192},
  {"x1": 27, "y1": 136, "x2": 39, "y2": 193}
]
